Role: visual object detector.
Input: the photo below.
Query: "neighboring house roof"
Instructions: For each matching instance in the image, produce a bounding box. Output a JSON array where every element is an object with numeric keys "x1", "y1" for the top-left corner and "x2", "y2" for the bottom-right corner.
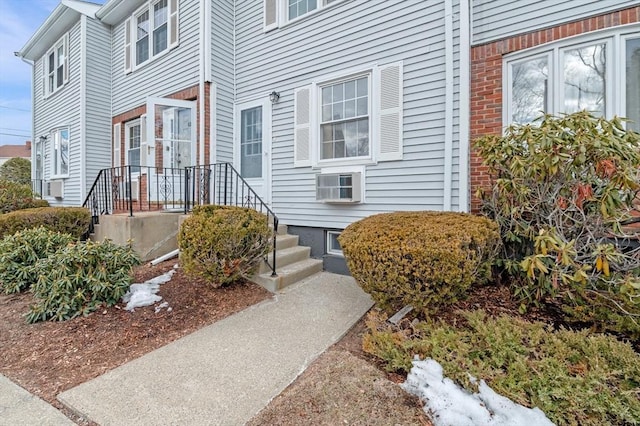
[
  {"x1": 17, "y1": 0, "x2": 101, "y2": 61},
  {"x1": 0, "y1": 143, "x2": 31, "y2": 160}
]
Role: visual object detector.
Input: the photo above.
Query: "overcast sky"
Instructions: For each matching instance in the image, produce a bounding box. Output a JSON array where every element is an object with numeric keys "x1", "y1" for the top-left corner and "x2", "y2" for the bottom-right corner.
[{"x1": 0, "y1": 0, "x2": 103, "y2": 146}]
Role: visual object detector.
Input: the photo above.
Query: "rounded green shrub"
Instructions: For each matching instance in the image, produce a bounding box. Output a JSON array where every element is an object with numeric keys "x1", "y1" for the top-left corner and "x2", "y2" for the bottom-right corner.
[
  {"x1": 0, "y1": 226, "x2": 74, "y2": 294},
  {"x1": 27, "y1": 239, "x2": 141, "y2": 323},
  {"x1": 0, "y1": 206, "x2": 90, "y2": 239},
  {"x1": 339, "y1": 211, "x2": 501, "y2": 316},
  {"x1": 0, "y1": 180, "x2": 48, "y2": 214},
  {"x1": 178, "y1": 205, "x2": 272, "y2": 286},
  {"x1": 0, "y1": 158, "x2": 31, "y2": 185}
]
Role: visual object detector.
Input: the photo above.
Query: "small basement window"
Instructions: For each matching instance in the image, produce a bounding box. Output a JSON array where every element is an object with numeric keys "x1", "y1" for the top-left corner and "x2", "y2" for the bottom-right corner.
[{"x1": 327, "y1": 231, "x2": 343, "y2": 256}]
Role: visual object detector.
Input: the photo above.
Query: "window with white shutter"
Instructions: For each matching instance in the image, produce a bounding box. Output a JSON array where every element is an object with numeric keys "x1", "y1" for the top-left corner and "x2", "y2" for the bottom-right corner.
[
  {"x1": 43, "y1": 33, "x2": 69, "y2": 97},
  {"x1": 124, "y1": 18, "x2": 132, "y2": 73},
  {"x1": 125, "y1": 0, "x2": 179, "y2": 72},
  {"x1": 113, "y1": 123, "x2": 122, "y2": 167},
  {"x1": 294, "y1": 87, "x2": 312, "y2": 167},
  {"x1": 264, "y1": 0, "x2": 278, "y2": 31},
  {"x1": 296, "y1": 62, "x2": 403, "y2": 167},
  {"x1": 375, "y1": 62, "x2": 403, "y2": 162}
]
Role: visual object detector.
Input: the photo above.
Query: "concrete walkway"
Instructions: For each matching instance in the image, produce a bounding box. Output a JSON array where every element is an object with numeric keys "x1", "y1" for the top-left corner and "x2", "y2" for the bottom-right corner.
[
  {"x1": 58, "y1": 272, "x2": 373, "y2": 425},
  {"x1": 0, "y1": 375, "x2": 74, "y2": 426}
]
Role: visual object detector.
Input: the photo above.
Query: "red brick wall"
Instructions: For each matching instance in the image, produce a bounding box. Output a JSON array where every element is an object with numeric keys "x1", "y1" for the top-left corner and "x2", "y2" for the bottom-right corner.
[
  {"x1": 111, "y1": 83, "x2": 211, "y2": 168},
  {"x1": 469, "y1": 6, "x2": 640, "y2": 212}
]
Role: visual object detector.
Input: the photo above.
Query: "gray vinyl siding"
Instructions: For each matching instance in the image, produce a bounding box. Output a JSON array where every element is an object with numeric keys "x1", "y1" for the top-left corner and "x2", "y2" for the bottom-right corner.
[
  {"x1": 235, "y1": 0, "x2": 462, "y2": 229},
  {"x1": 84, "y1": 18, "x2": 112, "y2": 195},
  {"x1": 212, "y1": 0, "x2": 235, "y2": 163},
  {"x1": 472, "y1": 0, "x2": 640, "y2": 45},
  {"x1": 110, "y1": 0, "x2": 200, "y2": 116},
  {"x1": 33, "y1": 22, "x2": 83, "y2": 207}
]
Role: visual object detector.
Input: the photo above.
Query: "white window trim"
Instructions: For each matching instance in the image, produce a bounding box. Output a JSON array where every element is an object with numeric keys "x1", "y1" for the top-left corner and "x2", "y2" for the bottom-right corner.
[
  {"x1": 326, "y1": 230, "x2": 344, "y2": 256},
  {"x1": 502, "y1": 23, "x2": 640, "y2": 129},
  {"x1": 43, "y1": 33, "x2": 68, "y2": 98},
  {"x1": 124, "y1": 119, "x2": 142, "y2": 172},
  {"x1": 267, "y1": 0, "x2": 346, "y2": 31},
  {"x1": 50, "y1": 127, "x2": 70, "y2": 179},
  {"x1": 128, "y1": 0, "x2": 178, "y2": 73},
  {"x1": 316, "y1": 71, "x2": 373, "y2": 167}
]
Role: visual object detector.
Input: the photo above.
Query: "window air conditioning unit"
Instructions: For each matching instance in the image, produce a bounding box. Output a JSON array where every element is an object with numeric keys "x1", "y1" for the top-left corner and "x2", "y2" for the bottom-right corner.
[
  {"x1": 47, "y1": 180, "x2": 63, "y2": 198},
  {"x1": 316, "y1": 172, "x2": 361, "y2": 203},
  {"x1": 119, "y1": 180, "x2": 139, "y2": 201}
]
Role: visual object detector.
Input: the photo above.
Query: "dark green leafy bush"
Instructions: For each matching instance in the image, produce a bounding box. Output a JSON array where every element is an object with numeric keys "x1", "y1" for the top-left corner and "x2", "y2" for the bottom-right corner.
[
  {"x1": 178, "y1": 205, "x2": 272, "y2": 286},
  {"x1": 474, "y1": 112, "x2": 640, "y2": 339},
  {"x1": 0, "y1": 180, "x2": 48, "y2": 214},
  {"x1": 0, "y1": 226, "x2": 74, "y2": 294},
  {"x1": 339, "y1": 211, "x2": 500, "y2": 316},
  {"x1": 0, "y1": 206, "x2": 90, "y2": 239},
  {"x1": 27, "y1": 239, "x2": 141, "y2": 323},
  {"x1": 364, "y1": 310, "x2": 640, "y2": 426}
]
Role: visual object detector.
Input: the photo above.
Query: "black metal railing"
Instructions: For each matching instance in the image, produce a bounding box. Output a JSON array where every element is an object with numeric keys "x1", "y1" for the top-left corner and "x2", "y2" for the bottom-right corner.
[
  {"x1": 82, "y1": 165, "x2": 188, "y2": 233},
  {"x1": 82, "y1": 163, "x2": 279, "y2": 276},
  {"x1": 185, "y1": 163, "x2": 279, "y2": 276}
]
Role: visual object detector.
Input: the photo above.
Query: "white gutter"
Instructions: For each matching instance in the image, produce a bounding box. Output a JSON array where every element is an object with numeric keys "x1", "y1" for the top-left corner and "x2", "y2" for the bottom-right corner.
[
  {"x1": 443, "y1": 0, "x2": 454, "y2": 211},
  {"x1": 79, "y1": 16, "x2": 87, "y2": 203},
  {"x1": 459, "y1": 0, "x2": 471, "y2": 212}
]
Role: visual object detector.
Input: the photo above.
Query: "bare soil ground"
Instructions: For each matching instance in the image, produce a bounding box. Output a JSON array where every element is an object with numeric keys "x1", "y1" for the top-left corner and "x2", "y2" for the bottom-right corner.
[
  {"x1": 0, "y1": 260, "x2": 271, "y2": 423},
  {"x1": 0, "y1": 261, "x2": 433, "y2": 425}
]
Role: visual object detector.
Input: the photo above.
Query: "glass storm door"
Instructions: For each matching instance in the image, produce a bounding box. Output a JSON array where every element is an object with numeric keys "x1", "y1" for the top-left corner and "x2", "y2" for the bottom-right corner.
[{"x1": 236, "y1": 99, "x2": 271, "y2": 203}]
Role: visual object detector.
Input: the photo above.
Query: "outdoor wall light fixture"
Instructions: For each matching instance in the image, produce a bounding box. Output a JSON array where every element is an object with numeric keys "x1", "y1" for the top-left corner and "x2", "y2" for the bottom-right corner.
[
  {"x1": 39, "y1": 135, "x2": 47, "y2": 142},
  {"x1": 269, "y1": 91, "x2": 280, "y2": 103}
]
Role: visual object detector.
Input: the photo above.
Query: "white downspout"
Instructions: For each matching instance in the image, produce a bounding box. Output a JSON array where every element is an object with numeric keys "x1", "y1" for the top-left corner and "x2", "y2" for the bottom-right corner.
[
  {"x1": 459, "y1": 0, "x2": 471, "y2": 212},
  {"x1": 443, "y1": 0, "x2": 454, "y2": 211},
  {"x1": 198, "y1": 0, "x2": 206, "y2": 166}
]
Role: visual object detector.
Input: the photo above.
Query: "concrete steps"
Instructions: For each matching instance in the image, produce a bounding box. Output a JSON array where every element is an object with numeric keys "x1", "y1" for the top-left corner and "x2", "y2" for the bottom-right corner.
[{"x1": 252, "y1": 225, "x2": 324, "y2": 292}]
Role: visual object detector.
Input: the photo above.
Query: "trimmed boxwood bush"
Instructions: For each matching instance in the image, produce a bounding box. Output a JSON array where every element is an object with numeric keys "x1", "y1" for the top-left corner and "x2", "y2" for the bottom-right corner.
[
  {"x1": 178, "y1": 205, "x2": 272, "y2": 286},
  {"x1": 27, "y1": 239, "x2": 141, "y2": 323},
  {"x1": 364, "y1": 310, "x2": 640, "y2": 426},
  {"x1": 0, "y1": 226, "x2": 74, "y2": 294},
  {"x1": 0, "y1": 206, "x2": 90, "y2": 239},
  {"x1": 0, "y1": 180, "x2": 48, "y2": 214},
  {"x1": 339, "y1": 211, "x2": 500, "y2": 316}
]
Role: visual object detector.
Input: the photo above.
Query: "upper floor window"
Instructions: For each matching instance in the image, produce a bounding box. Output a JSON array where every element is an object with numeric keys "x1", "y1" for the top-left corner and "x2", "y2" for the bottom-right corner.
[
  {"x1": 51, "y1": 127, "x2": 69, "y2": 177},
  {"x1": 125, "y1": 119, "x2": 142, "y2": 173},
  {"x1": 264, "y1": 0, "x2": 343, "y2": 31},
  {"x1": 43, "y1": 34, "x2": 68, "y2": 97},
  {"x1": 124, "y1": 0, "x2": 179, "y2": 73},
  {"x1": 505, "y1": 26, "x2": 639, "y2": 129}
]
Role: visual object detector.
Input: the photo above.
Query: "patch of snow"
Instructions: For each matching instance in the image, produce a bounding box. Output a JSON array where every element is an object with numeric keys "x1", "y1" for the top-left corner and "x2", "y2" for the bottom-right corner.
[
  {"x1": 122, "y1": 270, "x2": 176, "y2": 312},
  {"x1": 401, "y1": 358, "x2": 555, "y2": 426},
  {"x1": 154, "y1": 301, "x2": 170, "y2": 313}
]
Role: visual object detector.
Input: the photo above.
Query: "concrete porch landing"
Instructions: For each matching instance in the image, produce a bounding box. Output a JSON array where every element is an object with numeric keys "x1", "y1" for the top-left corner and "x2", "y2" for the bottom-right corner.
[
  {"x1": 91, "y1": 211, "x2": 183, "y2": 262},
  {"x1": 58, "y1": 273, "x2": 373, "y2": 425}
]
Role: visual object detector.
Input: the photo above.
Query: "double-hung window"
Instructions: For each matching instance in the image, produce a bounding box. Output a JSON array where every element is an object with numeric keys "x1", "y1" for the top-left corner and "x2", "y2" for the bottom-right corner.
[
  {"x1": 125, "y1": 120, "x2": 142, "y2": 173},
  {"x1": 264, "y1": 0, "x2": 344, "y2": 30},
  {"x1": 125, "y1": 0, "x2": 178, "y2": 73},
  {"x1": 51, "y1": 128, "x2": 69, "y2": 177},
  {"x1": 320, "y1": 76, "x2": 370, "y2": 160},
  {"x1": 505, "y1": 26, "x2": 639, "y2": 129},
  {"x1": 43, "y1": 34, "x2": 68, "y2": 97},
  {"x1": 293, "y1": 62, "x2": 403, "y2": 168}
]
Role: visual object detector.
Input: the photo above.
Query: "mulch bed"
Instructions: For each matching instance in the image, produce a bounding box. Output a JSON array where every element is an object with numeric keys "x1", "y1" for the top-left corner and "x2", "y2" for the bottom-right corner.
[{"x1": 0, "y1": 260, "x2": 271, "y2": 419}]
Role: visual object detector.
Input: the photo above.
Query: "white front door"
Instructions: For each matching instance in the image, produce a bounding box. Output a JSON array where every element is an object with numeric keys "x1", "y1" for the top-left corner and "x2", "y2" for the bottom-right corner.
[{"x1": 235, "y1": 99, "x2": 271, "y2": 204}]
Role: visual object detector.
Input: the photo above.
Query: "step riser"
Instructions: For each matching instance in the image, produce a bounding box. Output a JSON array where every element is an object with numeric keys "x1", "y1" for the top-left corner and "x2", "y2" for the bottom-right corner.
[
  {"x1": 272, "y1": 234, "x2": 298, "y2": 251},
  {"x1": 258, "y1": 246, "x2": 311, "y2": 274},
  {"x1": 252, "y1": 259, "x2": 324, "y2": 293}
]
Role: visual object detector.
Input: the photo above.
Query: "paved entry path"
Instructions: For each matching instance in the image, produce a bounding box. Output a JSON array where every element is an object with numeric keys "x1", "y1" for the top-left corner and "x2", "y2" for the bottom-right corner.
[{"x1": 58, "y1": 273, "x2": 373, "y2": 425}]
